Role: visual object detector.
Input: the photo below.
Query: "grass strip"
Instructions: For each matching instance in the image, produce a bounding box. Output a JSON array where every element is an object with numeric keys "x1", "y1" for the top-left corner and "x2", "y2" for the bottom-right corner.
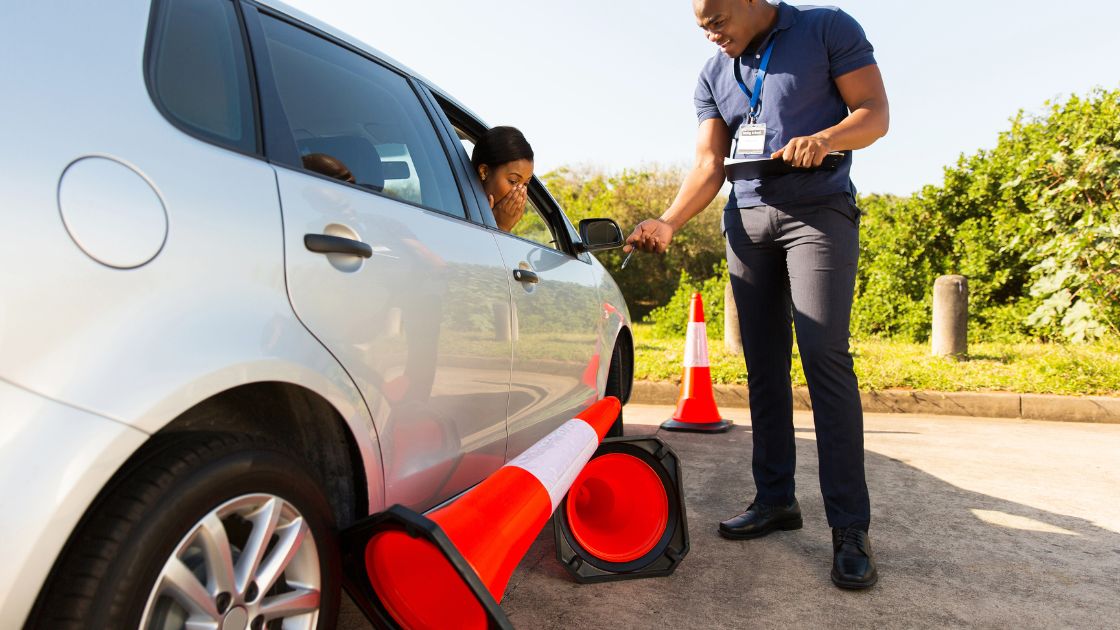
[{"x1": 633, "y1": 324, "x2": 1120, "y2": 396}]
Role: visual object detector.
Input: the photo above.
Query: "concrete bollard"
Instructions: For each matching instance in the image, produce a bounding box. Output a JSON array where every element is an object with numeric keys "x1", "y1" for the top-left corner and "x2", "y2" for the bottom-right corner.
[
  {"x1": 724, "y1": 281, "x2": 743, "y2": 355},
  {"x1": 932, "y1": 275, "x2": 968, "y2": 357}
]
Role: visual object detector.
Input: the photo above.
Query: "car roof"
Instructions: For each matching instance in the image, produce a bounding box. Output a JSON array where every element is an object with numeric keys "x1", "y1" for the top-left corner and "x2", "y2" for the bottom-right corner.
[{"x1": 253, "y1": 0, "x2": 488, "y2": 126}]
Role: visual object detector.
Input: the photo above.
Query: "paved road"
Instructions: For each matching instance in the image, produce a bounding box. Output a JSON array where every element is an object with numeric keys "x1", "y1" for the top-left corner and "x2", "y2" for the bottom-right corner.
[{"x1": 341, "y1": 405, "x2": 1120, "y2": 629}]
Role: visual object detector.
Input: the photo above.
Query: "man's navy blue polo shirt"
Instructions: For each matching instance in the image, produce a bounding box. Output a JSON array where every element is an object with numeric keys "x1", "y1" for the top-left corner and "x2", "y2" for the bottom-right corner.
[{"x1": 695, "y1": 2, "x2": 876, "y2": 209}]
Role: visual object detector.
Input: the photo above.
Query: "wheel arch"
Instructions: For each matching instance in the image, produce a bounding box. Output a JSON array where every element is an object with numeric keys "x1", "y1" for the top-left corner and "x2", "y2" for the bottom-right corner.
[{"x1": 155, "y1": 381, "x2": 372, "y2": 527}]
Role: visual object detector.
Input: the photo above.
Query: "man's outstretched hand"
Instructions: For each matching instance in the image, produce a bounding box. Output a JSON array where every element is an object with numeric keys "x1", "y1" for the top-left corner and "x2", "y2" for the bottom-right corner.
[{"x1": 624, "y1": 219, "x2": 675, "y2": 255}]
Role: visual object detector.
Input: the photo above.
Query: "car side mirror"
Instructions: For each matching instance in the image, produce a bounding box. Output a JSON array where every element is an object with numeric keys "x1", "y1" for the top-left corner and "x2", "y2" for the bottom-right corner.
[{"x1": 577, "y1": 218, "x2": 625, "y2": 253}]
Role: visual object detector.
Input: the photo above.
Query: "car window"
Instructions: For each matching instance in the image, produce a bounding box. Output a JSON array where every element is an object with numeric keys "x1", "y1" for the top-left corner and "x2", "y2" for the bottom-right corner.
[
  {"x1": 509, "y1": 198, "x2": 560, "y2": 250},
  {"x1": 257, "y1": 15, "x2": 466, "y2": 219},
  {"x1": 148, "y1": 0, "x2": 256, "y2": 153},
  {"x1": 456, "y1": 133, "x2": 476, "y2": 159},
  {"x1": 453, "y1": 129, "x2": 563, "y2": 251}
]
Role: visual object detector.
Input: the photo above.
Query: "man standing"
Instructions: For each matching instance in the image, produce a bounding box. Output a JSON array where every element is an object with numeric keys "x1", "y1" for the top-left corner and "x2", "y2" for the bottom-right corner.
[{"x1": 624, "y1": 0, "x2": 888, "y2": 588}]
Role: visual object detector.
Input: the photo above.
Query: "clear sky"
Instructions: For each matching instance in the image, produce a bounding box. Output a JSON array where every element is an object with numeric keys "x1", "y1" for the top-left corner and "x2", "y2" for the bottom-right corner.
[{"x1": 281, "y1": 0, "x2": 1119, "y2": 196}]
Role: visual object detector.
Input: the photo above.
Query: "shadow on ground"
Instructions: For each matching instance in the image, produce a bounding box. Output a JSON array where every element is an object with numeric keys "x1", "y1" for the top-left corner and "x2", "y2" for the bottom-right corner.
[{"x1": 494, "y1": 423, "x2": 1120, "y2": 629}]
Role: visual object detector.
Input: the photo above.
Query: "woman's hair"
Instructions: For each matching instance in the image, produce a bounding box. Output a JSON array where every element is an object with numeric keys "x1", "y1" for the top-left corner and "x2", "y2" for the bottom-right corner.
[{"x1": 471, "y1": 126, "x2": 534, "y2": 171}]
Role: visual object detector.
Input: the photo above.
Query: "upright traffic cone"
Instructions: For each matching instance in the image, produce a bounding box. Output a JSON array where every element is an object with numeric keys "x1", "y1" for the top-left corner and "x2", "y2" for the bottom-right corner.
[
  {"x1": 342, "y1": 396, "x2": 675, "y2": 629},
  {"x1": 661, "y1": 293, "x2": 733, "y2": 433}
]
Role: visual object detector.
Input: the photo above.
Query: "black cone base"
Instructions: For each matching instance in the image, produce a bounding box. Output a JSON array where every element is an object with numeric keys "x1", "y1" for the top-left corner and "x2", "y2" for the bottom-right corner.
[
  {"x1": 554, "y1": 436, "x2": 689, "y2": 583},
  {"x1": 660, "y1": 418, "x2": 733, "y2": 433},
  {"x1": 339, "y1": 505, "x2": 513, "y2": 630}
]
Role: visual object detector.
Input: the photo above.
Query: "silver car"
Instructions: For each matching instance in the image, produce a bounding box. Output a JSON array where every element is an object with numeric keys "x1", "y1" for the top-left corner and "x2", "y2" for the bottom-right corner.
[{"x1": 0, "y1": 1, "x2": 633, "y2": 627}]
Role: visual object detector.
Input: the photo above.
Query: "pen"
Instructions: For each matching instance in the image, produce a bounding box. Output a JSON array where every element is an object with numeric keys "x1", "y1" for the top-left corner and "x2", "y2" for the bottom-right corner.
[{"x1": 620, "y1": 250, "x2": 634, "y2": 269}]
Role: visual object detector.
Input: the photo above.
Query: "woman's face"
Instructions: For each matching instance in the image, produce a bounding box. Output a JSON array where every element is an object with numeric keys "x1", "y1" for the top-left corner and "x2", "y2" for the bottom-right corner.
[{"x1": 479, "y1": 159, "x2": 534, "y2": 202}]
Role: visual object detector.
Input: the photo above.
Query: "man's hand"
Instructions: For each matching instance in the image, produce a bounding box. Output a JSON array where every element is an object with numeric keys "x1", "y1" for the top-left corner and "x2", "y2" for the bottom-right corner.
[
  {"x1": 770, "y1": 65, "x2": 889, "y2": 169},
  {"x1": 619, "y1": 118, "x2": 728, "y2": 258},
  {"x1": 772, "y1": 135, "x2": 832, "y2": 168},
  {"x1": 623, "y1": 219, "x2": 675, "y2": 255},
  {"x1": 490, "y1": 184, "x2": 527, "y2": 232}
]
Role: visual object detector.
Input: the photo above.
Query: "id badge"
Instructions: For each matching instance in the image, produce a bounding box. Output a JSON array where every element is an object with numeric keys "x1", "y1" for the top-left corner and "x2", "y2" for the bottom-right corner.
[{"x1": 734, "y1": 123, "x2": 766, "y2": 157}]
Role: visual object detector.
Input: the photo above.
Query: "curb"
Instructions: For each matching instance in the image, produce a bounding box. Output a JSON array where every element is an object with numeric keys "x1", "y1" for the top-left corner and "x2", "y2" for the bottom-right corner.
[{"x1": 630, "y1": 381, "x2": 1120, "y2": 424}]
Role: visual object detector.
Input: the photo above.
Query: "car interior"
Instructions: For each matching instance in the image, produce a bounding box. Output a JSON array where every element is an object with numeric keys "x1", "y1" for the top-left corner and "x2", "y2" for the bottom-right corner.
[{"x1": 262, "y1": 15, "x2": 458, "y2": 214}]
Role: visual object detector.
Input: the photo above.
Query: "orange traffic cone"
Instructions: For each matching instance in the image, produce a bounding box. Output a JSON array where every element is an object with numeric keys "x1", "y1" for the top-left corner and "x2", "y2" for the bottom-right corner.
[
  {"x1": 554, "y1": 435, "x2": 688, "y2": 582},
  {"x1": 661, "y1": 293, "x2": 733, "y2": 433},
  {"x1": 343, "y1": 396, "x2": 685, "y2": 629}
]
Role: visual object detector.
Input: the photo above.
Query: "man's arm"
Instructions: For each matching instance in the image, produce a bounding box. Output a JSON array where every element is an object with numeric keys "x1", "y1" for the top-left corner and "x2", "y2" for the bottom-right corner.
[
  {"x1": 772, "y1": 64, "x2": 889, "y2": 168},
  {"x1": 624, "y1": 118, "x2": 731, "y2": 254}
]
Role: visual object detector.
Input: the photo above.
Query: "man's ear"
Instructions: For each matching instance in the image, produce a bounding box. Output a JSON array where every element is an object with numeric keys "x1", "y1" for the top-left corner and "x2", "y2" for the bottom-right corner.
[{"x1": 478, "y1": 164, "x2": 489, "y2": 182}]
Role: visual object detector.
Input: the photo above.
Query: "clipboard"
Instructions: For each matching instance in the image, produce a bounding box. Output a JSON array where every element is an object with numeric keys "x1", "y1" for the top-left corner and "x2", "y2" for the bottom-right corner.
[{"x1": 724, "y1": 151, "x2": 846, "y2": 180}]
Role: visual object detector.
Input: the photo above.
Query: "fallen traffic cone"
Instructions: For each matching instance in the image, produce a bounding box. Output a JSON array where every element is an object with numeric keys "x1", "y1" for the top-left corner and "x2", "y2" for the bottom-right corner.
[
  {"x1": 554, "y1": 435, "x2": 688, "y2": 582},
  {"x1": 341, "y1": 397, "x2": 628, "y2": 629},
  {"x1": 661, "y1": 293, "x2": 733, "y2": 433}
]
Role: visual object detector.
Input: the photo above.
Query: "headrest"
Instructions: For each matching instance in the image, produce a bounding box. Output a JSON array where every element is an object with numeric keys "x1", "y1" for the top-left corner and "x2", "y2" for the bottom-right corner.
[{"x1": 300, "y1": 136, "x2": 384, "y2": 191}]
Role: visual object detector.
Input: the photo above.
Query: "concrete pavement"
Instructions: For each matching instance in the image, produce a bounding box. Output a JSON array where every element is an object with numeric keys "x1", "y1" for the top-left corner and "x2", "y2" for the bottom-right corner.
[{"x1": 341, "y1": 404, "x2": 1120, "y2": 628}]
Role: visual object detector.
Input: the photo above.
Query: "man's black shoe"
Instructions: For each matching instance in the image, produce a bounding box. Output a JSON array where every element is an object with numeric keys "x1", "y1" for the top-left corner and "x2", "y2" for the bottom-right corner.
[
  {"x1": 718, "y1": 499, "x2": 803, "y2": 540},
  {"x1": 831, "y1": 527, "x2": 878, "y2": 589}
]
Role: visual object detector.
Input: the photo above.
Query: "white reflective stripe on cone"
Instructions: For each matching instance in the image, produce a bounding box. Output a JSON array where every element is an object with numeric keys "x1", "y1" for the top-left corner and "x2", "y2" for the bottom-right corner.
[
  {"x1": 506, "y1": 418, "x2": 600, "y2": 511},
  {"x1": 683, "y1": 322, "x2": 710, "y2": 368}
]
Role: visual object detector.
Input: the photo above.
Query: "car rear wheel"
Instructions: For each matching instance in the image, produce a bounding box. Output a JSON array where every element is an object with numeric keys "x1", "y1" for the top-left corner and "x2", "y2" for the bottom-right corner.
[{"x1": 28, "y1": 432, "x2": 340, "y2": 630}]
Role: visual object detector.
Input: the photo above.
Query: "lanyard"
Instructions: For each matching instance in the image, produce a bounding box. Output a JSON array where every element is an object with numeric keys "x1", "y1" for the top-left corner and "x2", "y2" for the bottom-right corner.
[{"x1": 734, "y1": 35, "x2": 778, "y2": 123}]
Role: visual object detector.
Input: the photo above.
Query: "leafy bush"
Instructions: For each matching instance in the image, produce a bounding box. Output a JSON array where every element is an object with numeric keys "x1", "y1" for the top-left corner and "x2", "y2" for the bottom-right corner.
[
  {"x1": 1017, "y1": 93, "x2": 1120, "y2": 341},
  {"x1": 854, "y1": 88, "x2": 1120, "y2": 342},
  {"x1": 645, "y1": 260, "x2": 729, "y2": 337},
  {"x1": 543, "y1": 166, "x2": 726, "y2": 320}
]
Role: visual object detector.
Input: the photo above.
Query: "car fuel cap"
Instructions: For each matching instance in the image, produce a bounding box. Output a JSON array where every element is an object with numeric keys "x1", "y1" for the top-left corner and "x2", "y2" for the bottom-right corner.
[{"x1": 58, "y1": 156, "x2": 168, "y2": 269}]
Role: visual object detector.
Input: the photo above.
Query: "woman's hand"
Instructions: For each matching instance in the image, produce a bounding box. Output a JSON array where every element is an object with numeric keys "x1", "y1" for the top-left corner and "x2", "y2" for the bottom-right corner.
[
  {"x1": 490, "y1": 184, "x2": 528, "y2": 232},
  {"x1": 623, "y1": 219, "x2": 675, "y2": 255}
]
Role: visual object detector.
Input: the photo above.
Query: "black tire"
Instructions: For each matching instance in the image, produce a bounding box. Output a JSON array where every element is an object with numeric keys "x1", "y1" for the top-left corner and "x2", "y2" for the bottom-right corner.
[
  {"x1": 27, "y1": 432, "x2": 341, "y2": 630},
  {"x1": 604, "y1": 338, "x2": 632, "y2": 438}
]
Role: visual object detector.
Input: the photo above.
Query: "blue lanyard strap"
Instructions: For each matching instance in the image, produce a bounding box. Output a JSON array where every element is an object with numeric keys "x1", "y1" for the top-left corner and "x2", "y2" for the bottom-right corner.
[{"x1": 734, "y1": 36, "x2": 777, "y2": 123}]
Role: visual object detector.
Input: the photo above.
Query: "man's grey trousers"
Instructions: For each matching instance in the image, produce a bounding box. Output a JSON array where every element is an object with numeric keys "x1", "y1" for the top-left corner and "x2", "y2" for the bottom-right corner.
[{"x1": 723, "y1": 191, "x2": 870, "y2": 530}]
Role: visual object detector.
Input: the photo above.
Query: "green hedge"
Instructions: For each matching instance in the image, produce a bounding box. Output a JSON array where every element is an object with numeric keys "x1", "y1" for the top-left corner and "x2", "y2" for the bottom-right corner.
[
  {"x1": 645, "y1": 260, "x2": 729, "y2": 337},
  {"x1": 853, "y1": 88, "x2": 1120, "y2": 343},
  {"x1": 543, "y1": 166, "x2": 725, "y2": 321}
]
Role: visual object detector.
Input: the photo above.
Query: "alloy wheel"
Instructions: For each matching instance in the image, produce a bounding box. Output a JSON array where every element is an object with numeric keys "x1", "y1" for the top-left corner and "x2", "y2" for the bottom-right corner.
[{"x1": 139, "y1": 493, "x2": 322, "y2": 630}]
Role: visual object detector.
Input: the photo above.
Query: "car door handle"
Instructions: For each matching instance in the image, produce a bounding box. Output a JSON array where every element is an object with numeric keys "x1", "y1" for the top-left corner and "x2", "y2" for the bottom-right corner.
[
  {"x1": 512, "y1": 268, "x2": 539, "y2": 284},
  {"x1": 304, "y1": 233, "x2": 373, "y2": 259}
]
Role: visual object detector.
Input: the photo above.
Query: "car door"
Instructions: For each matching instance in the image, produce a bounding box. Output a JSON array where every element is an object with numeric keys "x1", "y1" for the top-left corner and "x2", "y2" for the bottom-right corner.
[
  {"x1": 496, "y1": 187, "x2": 603, "y2": 454},
  {"x1": 244, "y1": 6, "x2": 513, "y2": 511},
  {"x1": 439, "y1": 114, "x2": 603, "y2": 456}
]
